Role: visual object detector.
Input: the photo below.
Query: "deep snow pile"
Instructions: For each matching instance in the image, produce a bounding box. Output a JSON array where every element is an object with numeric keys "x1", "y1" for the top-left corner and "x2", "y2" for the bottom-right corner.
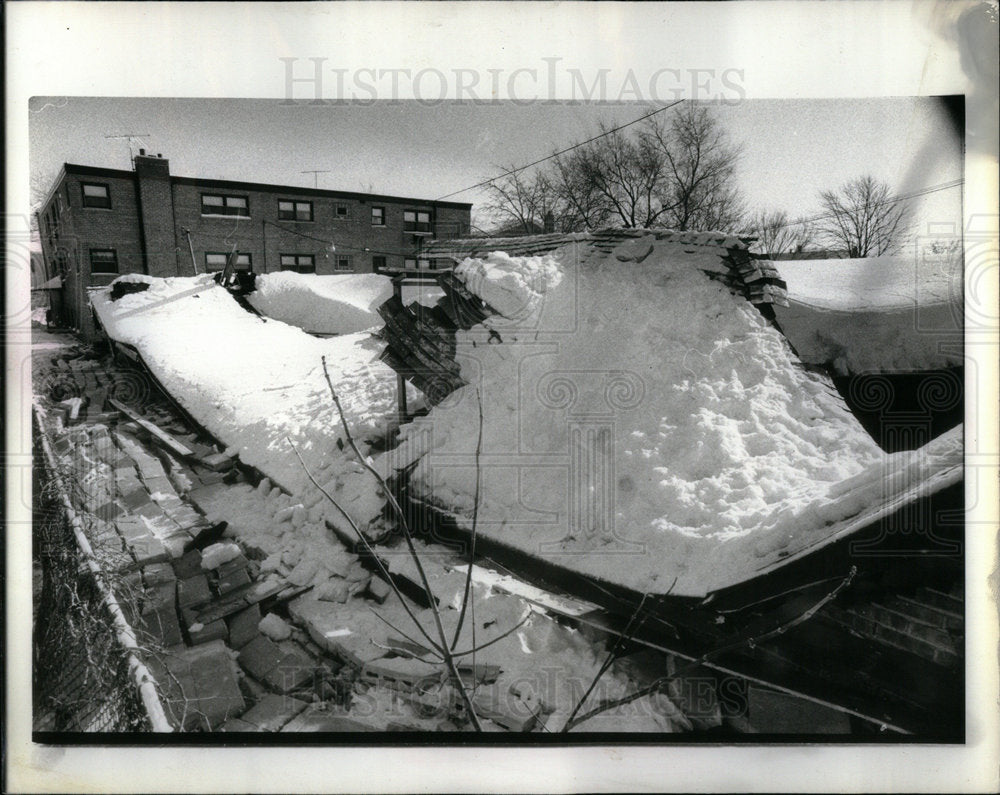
[
  {"x1": 376, "y1": 238, "x2": 952, "y2": 597},
  {"x1": 247, "y1": 272, "x2": 393, "y2": 334},
  {"x1": 91, "y1": 273, "x2": 405, "y2": 532},
  {"x1": 773, "y1": 254, "x2": 963, "y2": 374}
]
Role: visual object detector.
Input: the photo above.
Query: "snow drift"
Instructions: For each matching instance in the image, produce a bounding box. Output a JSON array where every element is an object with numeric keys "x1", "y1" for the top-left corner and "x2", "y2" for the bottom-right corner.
[
  {"x1": 376, "y1": 240, "x2": 960, "y2": 597},
  {"x1": 773, "y1": 254, "x2": 963, "y2": 374},
  {"x1": 91, "y1": 273, "x2": 408, "y2": 539},
  {"x1": 247, "y1": 272, "x2": 393, "y2": 335}
]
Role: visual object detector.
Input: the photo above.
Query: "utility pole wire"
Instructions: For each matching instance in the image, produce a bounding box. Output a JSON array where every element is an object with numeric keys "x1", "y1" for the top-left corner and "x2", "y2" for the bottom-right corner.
[{"x1": 435, "y1": 100, "x2": 687, "y2": 201}]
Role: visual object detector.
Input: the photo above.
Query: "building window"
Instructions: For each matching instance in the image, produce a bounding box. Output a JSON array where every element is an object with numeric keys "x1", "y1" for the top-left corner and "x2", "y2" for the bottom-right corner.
[
  {"x1": 404, "y1": 258, "x2": 432, "y2": 270},
  {"x1": 278, "y1": 200, "x2": 313, "y2": 222},
  {"x1": 372, "y1": 255, "x2": 387, "y2": 271},
  {"x1": 205, "y1": 252, "x2": 252, "y2": 271},
  {"x1": 371, "y1": 206, "x2": 385, "y2": 226},
  {"x1": 335, "y1": 204, "x2": 350, "y2": 220},
  {"x1": 81, "y1": 183, "x2": 112, "y2": 209},
  {"x1": 333, "y1": 255, "x2": 353, "y2": 272},
  {"x1": 403, "y1": 210, "x2": 432, "y2": 234},
  {"x1": 90, "y1": 248, "x2": 118, "y2": 273},
  {"x1": 279, "y1": 254, "x2": 316, "y2": 274},
  {"x1": 201, "y1": 194, "x2": 249, "y2": 217}
]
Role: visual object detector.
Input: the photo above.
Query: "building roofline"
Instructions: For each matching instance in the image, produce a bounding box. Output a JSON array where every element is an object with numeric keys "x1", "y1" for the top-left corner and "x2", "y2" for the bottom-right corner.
[{"x1": 61, "y1": 163, "x2": 473, "y2": 209}]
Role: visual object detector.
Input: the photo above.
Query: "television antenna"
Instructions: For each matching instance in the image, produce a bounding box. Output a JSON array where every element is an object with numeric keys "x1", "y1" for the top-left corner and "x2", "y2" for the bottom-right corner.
[
  {"x1": 105, "y1": 133, "x2": 151, "y2": 164},
  {"x1": 301, "y1": 170, "x2": 330, "y2": 188}
]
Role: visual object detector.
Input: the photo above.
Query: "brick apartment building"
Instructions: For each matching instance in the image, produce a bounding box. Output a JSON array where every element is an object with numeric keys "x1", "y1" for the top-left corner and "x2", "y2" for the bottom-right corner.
[{"x1": 36, "y1": 152, "x2": 472, "y2": 336}]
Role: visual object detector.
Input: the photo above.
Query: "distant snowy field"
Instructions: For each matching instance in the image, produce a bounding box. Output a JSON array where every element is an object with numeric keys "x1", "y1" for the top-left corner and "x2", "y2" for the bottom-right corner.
[{"x1": 773, "y1": 254, "x2": 963, "y2": 374}]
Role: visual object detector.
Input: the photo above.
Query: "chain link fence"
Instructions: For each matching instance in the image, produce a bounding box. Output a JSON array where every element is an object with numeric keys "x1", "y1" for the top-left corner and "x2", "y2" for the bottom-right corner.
[{"x1": 32, "y1": 453, "x2": 152, "y2": 734}]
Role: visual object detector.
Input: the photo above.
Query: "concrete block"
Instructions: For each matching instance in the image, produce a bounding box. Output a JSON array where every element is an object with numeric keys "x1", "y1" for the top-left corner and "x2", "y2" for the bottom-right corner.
[
  {"x1": 177, "y1": 574, "x2": 212, "y2": 609},
  {"x1": 120, "y1": 486, "x2": 151, "y2": 513},
  {"x1": 143, "y1": 562, "x2": 176, "y2": 587},
  {"x1": 172, "y1": 549, "x2": 203, "y2": 579},
  {"x1": 264, "y1": 649, "x2": 316, "y2": 694},
  {"x1": 188, "y1": 619, "x2": 229, "y2": 646},
  {"x1": 287, "y1": 598, "x2": 386, "y2": 668},
  {"x1": 127, "y1": 535, "x2": 169, "y2": 569},
  {"x1": 240, "y1": 694, "x2": 309, "y2": 732},
  {"x1": 153, "y1": 640, "x2": 245, "y2": 731},
  {"x1": 215, "y1": 564, "x2": 252, "y2": 596},
  {"x1": 95, "y1": 501, "x2": 125, "y2": 522},
  {"x1": 138, "y1": 604, "x2": 183, "y2": 648},
  {"x1": 238, "y1": 635, "x2": 284, "y2": 681},
  {"x1": 367, "y1": 577, "x2": 392, "y2": 604},
  {"x1": 227, "y1": 604, "x2": 262, "y2": 649}
]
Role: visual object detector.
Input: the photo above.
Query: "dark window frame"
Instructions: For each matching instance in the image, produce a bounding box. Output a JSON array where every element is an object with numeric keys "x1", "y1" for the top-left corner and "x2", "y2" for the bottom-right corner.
[
  {"x1": 89, "y1": 248, "x2": 119, "y2": 273},
  {"x1": 334, "y1": 203, "x2": 350, "y2": 220},
  {"x1": 201, "y1": 193, "x2": 250, "y2": 217},
  {"x1": 205, "y1": 251, "x2": 253, "y2": 271},
  {"x1": 403, "y1": 209, "x2": 432, "y2": 233},
  {"x1": 279, "y1": 253, "x2": 317, "y2": 273},
  {"x1": 372, "y1": 255, "x2": 387, "y2": 270},
  {"x1": 277, "y1": 200, "x2": 314, "y2": 222},
  {"x1": 81, "y1": 182, "x2": 112, "y2": 209},
  {"x1": 371, "y1": 206, "x2": 386, "y2": 226}
]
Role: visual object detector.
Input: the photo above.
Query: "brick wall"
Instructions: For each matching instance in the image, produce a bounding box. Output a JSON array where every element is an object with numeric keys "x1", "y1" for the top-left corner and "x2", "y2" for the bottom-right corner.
[
  {"x1": 135, "y1": 156, "x2": 182, "y2": 277},
  {"x1": 39, "y1": 160, "x2": 471, "y2": 336},
  {"x1": 171, "y1": 184, "x2": 471, "y2": 275},
  {"x1": 42, "y1": 169, "x2": 145, "y2": 336}
]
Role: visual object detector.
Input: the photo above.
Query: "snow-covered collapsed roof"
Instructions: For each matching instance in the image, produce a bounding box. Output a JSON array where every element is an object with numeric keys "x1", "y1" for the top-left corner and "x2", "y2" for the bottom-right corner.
[
  {"x1": 424, "y1": 228, "x2": 788, "y2": 310},
  {"x1": 772, "y1": 254, "x2": 963, "y2": 374},
  {"x1": 88, "y1": 235, "x2": 963, "y2": 601},
  {"x1": 381, "y1": 235, "x2": 961, "y2": 598}
]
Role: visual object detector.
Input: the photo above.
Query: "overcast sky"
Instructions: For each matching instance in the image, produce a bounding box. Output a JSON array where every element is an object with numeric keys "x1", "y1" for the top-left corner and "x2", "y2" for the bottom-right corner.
[{"x1": 29, "y1": 96, "x2": 963, "y2": 236}]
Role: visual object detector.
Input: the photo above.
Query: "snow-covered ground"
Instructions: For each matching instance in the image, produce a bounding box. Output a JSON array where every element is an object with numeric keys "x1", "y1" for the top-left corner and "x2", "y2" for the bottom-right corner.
[{"x1": 773, "y1": 254, "x2": 963, "y2": 374}]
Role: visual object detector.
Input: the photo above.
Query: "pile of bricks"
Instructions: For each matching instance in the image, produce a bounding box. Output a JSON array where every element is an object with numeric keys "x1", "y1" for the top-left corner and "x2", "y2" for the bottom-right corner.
[{"x1": 37, "y1": 340, "x2": 574, "y2": 733}]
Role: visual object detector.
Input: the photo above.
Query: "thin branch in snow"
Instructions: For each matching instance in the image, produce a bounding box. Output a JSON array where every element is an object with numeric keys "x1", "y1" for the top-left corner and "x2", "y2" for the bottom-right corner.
[
  {"x1": 449, "y1": 610, "x2": 533, "y2": 659},
  {"x1": 451, "y1": 387, "x2": 483, "y2": 649},
  {"x1": 560, "y1": 591, "x2": 654, "y2": 732},
  {"x1": 368, "y1": 609, "x2": 444, "y2": 662},
  {"x1": 318, "y1": 356, "x2": 483, "y2": 731},
  {"x1": 286, "y1": 437, "x2": 442, "y2": 654},
  {"x1": 561, "y1": 566, "x2": 858, "y2": 733}
]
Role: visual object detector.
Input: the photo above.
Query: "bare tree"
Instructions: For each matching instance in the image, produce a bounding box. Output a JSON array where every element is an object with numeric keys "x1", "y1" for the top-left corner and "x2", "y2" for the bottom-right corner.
[
  {"x1": 571, "y1": 124, "x2": 667, "y2": 228},
  {"x1": 550, "y1": 150, "x2": 613, "y2": 231},
  {"x1": 644, "y1": 104, "x2": 746, "y2": 232},
  {"x1": 484, "y1": 104, "x2": 747, "y2": 235},
  {"x1": 816, "y1": 175, "x2": 910, "y2": 257},
  {"x1": 746, "y1": 209, "x2": 814, "y2": 256},
  {"x1": 482, "y1": 166, "x2": 560, "y2": 235}
]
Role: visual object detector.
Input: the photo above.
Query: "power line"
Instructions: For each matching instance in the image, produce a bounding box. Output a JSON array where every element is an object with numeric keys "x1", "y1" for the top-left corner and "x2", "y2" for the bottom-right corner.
[{"x1": 434, "y1": 100, "x2": 687, "y2": 201}]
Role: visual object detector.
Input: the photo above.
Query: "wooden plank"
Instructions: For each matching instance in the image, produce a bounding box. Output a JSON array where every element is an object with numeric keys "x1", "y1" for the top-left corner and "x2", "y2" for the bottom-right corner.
[{"x1": 107, "y1": 398, "x2": 195, "y2": 458}]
